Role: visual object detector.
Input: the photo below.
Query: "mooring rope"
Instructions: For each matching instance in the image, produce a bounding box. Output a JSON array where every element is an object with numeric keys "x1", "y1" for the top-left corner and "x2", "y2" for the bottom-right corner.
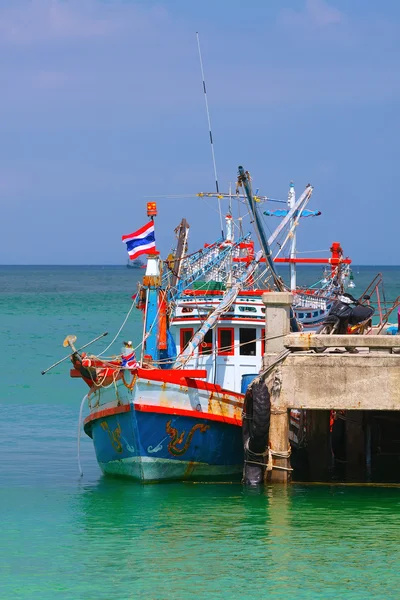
[{"x1": 77, "y1": 393, "x2": 88, "y2": 477}]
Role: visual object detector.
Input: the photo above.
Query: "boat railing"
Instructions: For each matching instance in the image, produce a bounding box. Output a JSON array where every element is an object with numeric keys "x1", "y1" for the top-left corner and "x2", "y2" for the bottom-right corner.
[
  {"x1": 167, "y1": 234, "x2": 252, "y2": 300},
  {"x1": 162, "y1": 237, "x2": 223, "y2": 292},
  {"x1": 293, "y1": 293, "x2": 331, "y2": 311},
  {"x1": 376, "y1": 296, "x2": 400, "y2": 334},
  {"x1": 356, "y1": 273, "x2": 392, "y2": 326}
]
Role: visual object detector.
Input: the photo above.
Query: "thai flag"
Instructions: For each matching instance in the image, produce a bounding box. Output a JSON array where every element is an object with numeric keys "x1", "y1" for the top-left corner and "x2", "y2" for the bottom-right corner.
[{"x1": 122, "y1": 221, "x2": 156, "y2": 260}]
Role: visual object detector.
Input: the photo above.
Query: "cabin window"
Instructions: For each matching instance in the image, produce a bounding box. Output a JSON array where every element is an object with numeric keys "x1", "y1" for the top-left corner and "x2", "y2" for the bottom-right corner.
[
  {"x1": 239, "y1": 306, "x2": 257, "y2": 313},
  {"x1": 261, "y1": 307, "x2": 266, "y2": 314},
  {"x1": 180, "y1": 328, "x2": 194, "y2": 351},
  {"x1": 218, "y1": 328, "x2": 234, "y2": 356},
  {"x1": 298, "y1": 312, "x2": 304, "y2": 319},
  {"x1": 306, "y1": 313, "x2": 312, "y2": 319},
  {"x1": 239, "y1": 328, "x2": 257, "y2": 356},
  {"x1": 199, "y1": 330, "x2": 213, "y2": 355},
  {"x1": 182, "y1": 307, "x2": 194, "y2": 313}
]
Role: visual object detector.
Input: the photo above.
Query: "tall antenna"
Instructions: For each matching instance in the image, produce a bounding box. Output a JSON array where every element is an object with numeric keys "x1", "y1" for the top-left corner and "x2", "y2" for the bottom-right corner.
[{"x1": 196, "y1": 31, "x2": 224, "y2": 237}]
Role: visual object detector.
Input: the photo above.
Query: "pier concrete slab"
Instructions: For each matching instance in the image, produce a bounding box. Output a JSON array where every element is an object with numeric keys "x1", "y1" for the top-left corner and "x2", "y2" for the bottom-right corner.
[
  {"x1": 285, "y1": 333, "x2": 400, "y2": 351},
  {"x1": 280, "y1": 353, "x2": 400, "y2": 411}
]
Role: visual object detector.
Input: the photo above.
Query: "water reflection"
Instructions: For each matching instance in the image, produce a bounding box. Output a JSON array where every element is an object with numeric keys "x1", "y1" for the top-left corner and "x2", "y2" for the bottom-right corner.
[{"x1": 72, "y1": 479, "x2": 400, "y2": 598}]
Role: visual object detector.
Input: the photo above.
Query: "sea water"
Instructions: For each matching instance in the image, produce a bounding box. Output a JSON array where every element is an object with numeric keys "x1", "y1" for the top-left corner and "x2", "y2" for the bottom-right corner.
[{"x1": 2, "y1": 265, "x2": 400, "y2": 599}]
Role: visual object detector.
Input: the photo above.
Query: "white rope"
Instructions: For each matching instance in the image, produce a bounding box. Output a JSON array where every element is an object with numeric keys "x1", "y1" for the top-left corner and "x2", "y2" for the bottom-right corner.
[
  {"x1": 94, "y1": 291, "x2": 163, "y2": 365},
  {"x1": 77, "y1": 393, "x2": 88, "y2": 477},
  {"x1": 97, "y1": 301, "x2": 135, "y2": 357}
]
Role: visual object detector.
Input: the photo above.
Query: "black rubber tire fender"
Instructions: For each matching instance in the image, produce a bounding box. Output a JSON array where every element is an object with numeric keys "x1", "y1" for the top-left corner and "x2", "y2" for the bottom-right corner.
[{"x1": 248, "y1": 378, "x2": 271, "y2": 454}]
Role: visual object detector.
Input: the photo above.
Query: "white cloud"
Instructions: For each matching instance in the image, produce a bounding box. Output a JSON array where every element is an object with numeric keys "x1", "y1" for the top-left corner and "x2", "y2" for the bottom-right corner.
[
  {"x1": 0, "y1": 0, "x2": 169, "y2": 45},
  {"x1": 306, "y1": 0, "x2": 342, "y2": 26},
  {"x1": 279, "y1": 0, "x2": 343, "y2": 28}
]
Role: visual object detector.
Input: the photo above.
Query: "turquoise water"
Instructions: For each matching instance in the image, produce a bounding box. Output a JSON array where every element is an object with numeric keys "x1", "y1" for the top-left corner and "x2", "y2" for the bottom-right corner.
[{"x1": 2, "y1": 265, "x2": 400, "y2": 599}]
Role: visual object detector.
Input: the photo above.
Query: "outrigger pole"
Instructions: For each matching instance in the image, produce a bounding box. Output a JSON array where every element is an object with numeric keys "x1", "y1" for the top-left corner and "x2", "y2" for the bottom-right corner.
[
  {"x1": 288, "y1": 182, "x2": 297, "y2": 291},
  {"x1": 237, "y1": 166, "x2": 284, "y2": 291},
  {"x1": 237, "y1": 166, "x2": 303, "y2": 332},
  {"x1": 41, "y1": 332, "x2": 108, "y2": 375}
]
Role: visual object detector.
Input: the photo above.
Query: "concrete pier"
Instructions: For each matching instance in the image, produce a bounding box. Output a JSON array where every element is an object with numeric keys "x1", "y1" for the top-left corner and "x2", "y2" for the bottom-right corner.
[
  {"x1": 262, "y1": 292, "x2": 293, "y2": 483},
  {"x1": 261, "y1": 292, "x2": 400, "y2": 483}
]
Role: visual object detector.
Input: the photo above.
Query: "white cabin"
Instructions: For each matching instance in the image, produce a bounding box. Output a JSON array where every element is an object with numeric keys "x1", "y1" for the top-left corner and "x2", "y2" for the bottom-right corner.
[{"x1": 171, "y1": 294, "x2": 265, "y2": 394}]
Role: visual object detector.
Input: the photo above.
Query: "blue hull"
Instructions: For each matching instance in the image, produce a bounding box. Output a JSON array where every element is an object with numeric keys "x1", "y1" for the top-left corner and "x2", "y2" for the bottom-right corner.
[{"x1": 87, "y1": 406, "x2": 243, "y2": 482}]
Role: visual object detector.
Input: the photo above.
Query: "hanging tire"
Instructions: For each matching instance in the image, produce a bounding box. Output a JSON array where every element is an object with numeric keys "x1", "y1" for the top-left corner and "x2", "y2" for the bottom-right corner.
[{"x1": 242, "y1": 377, "x2": 271, "y2": 485}]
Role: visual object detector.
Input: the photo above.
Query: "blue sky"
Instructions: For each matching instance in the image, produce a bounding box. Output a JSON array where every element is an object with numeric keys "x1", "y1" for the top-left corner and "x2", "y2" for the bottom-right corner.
[{"x1": 0, "y1": 0, "x2": 399, "y2": 264}]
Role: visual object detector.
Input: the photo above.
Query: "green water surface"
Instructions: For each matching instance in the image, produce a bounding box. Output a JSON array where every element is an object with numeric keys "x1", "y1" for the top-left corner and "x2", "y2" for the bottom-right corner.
[{"x1": 2, "y1": 266, "x2": 400, "y2": 599}]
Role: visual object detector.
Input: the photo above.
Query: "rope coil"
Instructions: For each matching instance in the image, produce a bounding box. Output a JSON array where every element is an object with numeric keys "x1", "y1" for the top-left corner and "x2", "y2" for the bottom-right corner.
[
  {"x1": 244, "y1": 444, "x2": 293, "y2": 473},
  {"x1": 244, "y1": 438, "x2": 269, "y2": 458}
]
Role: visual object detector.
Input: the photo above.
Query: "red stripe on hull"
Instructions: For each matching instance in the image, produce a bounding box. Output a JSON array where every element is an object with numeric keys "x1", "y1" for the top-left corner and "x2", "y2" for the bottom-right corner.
[
  {"x1": 84, "y1": 400, "x2": 243, "y2": 429},
  {"x1": 135, "y1": 403, "x2": 242, "y2": 426},
  {"x1": 84, "y1": 404, "x2": 131, "y2": 426}
]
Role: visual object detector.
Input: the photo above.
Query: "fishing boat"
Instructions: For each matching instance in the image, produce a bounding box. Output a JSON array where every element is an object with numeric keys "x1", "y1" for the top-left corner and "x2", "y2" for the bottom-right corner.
[
  {"x1": 126, "y1": 258, "x2": 145, "y2": 269},
  {"x1": 66, "y1": 166, "x2": 353, "y2": 482}
]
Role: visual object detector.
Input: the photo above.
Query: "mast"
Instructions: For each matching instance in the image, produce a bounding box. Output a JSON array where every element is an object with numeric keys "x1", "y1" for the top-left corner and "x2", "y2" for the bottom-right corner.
[
  {"x1": 267, "y1": 184, "x2": 313, "y2": 247},
  {"x1": 170, "y1": 218, "x2": 190, "y2": 289},
  {"x1": 142, "y1": 252, "x2": 162, "y2": 362},
  {"x1": 288, "y1": 182, "x2": 296, "y2": 291},
  {"x1": 140, "y1": 202, "x2": 175, "y2": 367}
]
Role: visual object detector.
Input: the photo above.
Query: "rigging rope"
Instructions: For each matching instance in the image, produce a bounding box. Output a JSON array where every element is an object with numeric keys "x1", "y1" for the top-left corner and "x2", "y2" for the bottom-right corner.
[{"x1": 97, "y1": 301, "x2": 135, "y2": 357}]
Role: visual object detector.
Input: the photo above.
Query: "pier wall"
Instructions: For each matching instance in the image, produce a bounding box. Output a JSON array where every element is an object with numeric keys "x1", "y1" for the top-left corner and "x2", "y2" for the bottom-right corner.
[
  {"x1": 262, "y1": 292, "x2": 400, "y2": 483},
  {"x1": 280, "y1": 352, "x2": 400, "y2": 411}
]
